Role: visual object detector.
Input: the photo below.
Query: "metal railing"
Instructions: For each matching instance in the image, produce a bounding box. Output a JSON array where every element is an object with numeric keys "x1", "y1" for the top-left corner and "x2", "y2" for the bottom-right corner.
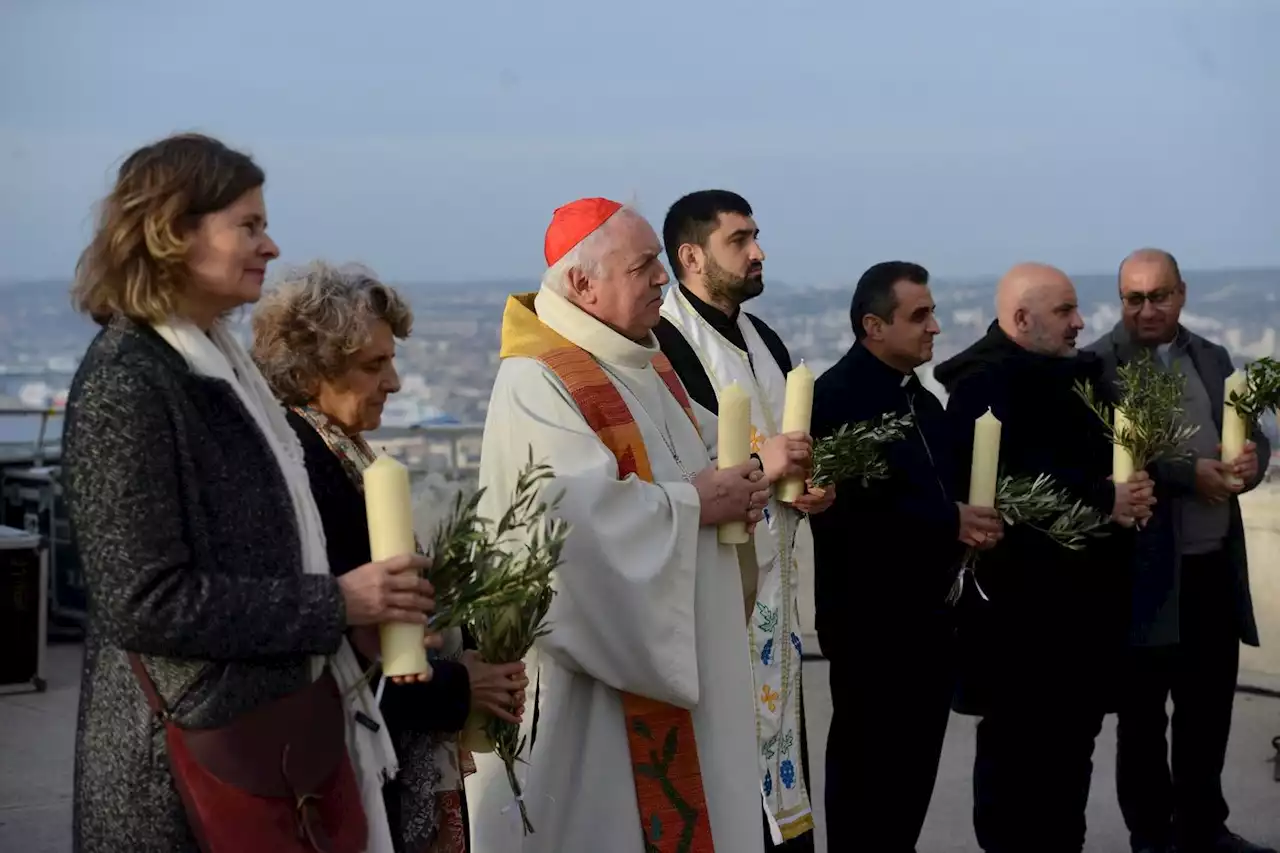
[{"x1": 0, "y1": 406, "x2": 64, "y2": 466}]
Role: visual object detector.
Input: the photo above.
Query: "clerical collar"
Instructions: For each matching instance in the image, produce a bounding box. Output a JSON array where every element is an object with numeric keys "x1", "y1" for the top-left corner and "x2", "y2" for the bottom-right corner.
[
  {"x1": 852, "y1": 342, "x2": 917, "y2": 390},
  {"x1": 678, "y1": 284, "x2": 748, "y2": 353},
  {"x1": 534, "y1": 287, "x2": 659, "y2": 370}
]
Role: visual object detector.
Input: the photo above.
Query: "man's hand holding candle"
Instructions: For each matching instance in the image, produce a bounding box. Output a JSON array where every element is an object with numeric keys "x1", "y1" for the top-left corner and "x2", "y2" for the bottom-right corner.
[
  {"x1": 792, "y1": 481, "x2": 837, "y2": 515},
  {"x1": 695, "y1": 460, "x2": 770, "y2": 531},
  {"x1": 761, "y1": 430, "x2": 836, "y2": 514},
  {"x1": 759, "y1": 431, "x2": 812, "y2": 484},
  {"x1": 1224, "y1": 440, "x2": 1259, "y2": 491},
  {"x1": 1111, "y1": 471, "x2": 1156, "y2": 527},
  {"x1": 956, "y1": 503, "x2": 1004, "y2": 550},
  {"x1": 1194, "y1": 458, "x2": 1236, "y2": 505}
]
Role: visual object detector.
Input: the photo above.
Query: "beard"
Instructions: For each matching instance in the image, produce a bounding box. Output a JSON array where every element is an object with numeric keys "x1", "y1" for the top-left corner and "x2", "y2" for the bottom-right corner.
[
  {"x1": 1026, "y1": 318, "x2": 1077, "y2": 357},
  {"x1": 704, "y1": 255, "x2": 764, "y2": 307}
]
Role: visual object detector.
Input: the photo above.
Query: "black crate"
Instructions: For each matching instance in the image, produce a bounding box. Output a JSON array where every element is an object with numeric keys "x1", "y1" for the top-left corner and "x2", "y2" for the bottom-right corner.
[{"x1": 0, "y1": 525, "x2": 47, "y2": 693}]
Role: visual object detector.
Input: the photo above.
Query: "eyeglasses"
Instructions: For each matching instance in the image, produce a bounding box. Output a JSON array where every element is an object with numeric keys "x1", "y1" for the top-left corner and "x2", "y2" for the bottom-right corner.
[{"x1": 1122, "y1": 289, "x2": 1176, "y2": 309}]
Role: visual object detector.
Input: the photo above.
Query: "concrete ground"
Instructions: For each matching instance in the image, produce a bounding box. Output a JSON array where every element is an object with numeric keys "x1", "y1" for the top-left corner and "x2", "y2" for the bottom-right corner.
[{"x1": 2, "y1": 642, "x2": 1277, "y2": 852}]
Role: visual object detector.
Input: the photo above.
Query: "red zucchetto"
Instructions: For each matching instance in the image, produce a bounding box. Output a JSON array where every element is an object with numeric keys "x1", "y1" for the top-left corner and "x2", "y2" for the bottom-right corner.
[{"x1": 544, "y1": 197, "x2": 623, "y2": 267}]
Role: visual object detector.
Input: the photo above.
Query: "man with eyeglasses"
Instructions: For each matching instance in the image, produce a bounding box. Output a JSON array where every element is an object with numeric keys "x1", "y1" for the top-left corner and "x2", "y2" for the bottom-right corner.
[{"x1": 1086, "y1": 248, "x2": 1273, "y2": 853}]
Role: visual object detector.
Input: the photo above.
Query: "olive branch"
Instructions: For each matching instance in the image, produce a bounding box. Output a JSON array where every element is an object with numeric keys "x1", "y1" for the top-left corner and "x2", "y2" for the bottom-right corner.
[
  {"x1": 459, "y1": 450, "x2": 570, "y2": 835},
  {"x1": 1073, "y1": 349, "x2": 1198, "y2": 470},
  {"x1": 947, "y1": 472, "x2": 1110, "y2": 604},
  {"x1": 1227, "y1": 357, "x2": 1280, "y2": 423},
  {"x1": 993, "y1": 472, "x2": 1111, "y2": 551},
  {"x1": 810, "y1": 413, "x2": 913, "y2": 488}
]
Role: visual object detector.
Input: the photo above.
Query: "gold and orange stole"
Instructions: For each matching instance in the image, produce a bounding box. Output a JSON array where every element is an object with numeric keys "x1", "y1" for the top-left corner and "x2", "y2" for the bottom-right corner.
[{"x1": 500, "y1": 293, "x2": 714, "y2": 853}]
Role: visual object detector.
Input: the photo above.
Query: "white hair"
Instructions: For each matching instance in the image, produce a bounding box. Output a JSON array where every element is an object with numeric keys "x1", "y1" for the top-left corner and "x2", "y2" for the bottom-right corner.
[{"x1": 540, "y1": 205, "x2": 643, "y2": 297}]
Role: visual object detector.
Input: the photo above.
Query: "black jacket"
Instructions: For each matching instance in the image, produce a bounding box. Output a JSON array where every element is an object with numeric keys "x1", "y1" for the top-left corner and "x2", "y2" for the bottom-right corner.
[
  {"x1": 935, "y1": 323, "x2": 1132, "y2": 712},
  {"x1": 288, "y1": 410, "x2": 472, "y2": 736},
  {"x1": 808, "y1": 343, "x2": 964, "y2": 663},
  {"x1": 1085, "y1": 322, "x2": 1269, "y2": 647}
]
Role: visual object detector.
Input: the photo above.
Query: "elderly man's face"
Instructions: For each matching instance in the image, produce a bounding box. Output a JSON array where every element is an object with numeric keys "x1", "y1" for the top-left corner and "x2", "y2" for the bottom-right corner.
[
  {"x1": 1022, "y1": 278, "x2": 1085, "y2": 357},
  {"x1": 314, "y1": 318, "x2": 401, "y2": 435},
  {"x1": 575, "y1": 214, "x2": 669, "y2": 341},
  {"x1": 1120, "y1": 257, "x2": 1185, "y2": 346}
]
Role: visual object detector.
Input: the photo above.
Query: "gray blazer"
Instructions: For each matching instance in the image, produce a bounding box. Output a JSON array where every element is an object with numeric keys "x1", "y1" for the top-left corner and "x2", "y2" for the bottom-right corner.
[
  {"x1": 63, "y1": 317, "x2": 347, "y2": 853},
  {"x1": 1086, "y1": 322, "x2": 1270, "y2": 648}
]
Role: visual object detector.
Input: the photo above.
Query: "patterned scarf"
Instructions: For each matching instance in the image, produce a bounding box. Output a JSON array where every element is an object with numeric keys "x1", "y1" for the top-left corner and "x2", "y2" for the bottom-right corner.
[{"x1": 291, "y1": 404, "x2": 473, "y2": 853}]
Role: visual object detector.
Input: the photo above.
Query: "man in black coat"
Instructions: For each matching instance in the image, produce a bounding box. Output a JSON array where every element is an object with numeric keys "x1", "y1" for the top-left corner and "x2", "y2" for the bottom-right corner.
[
  {"x1": 809, "y1": 261, "x2": 1004, "y2": 853},
  {"x1": 934, "y1": 262, "x2": 1154, "y2": 853},
  {"x1": 1086, "y1": 249, "x2": 1274, "y2": 853}
]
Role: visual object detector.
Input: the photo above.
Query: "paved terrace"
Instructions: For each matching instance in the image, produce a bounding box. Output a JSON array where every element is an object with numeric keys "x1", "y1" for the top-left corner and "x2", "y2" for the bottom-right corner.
[
  {"x1": 1, "y1": 643, "x2": 1278, "y2": 852},
  {"x1": 3, "y1": 486, "x2": 1279, "y2": 851}
]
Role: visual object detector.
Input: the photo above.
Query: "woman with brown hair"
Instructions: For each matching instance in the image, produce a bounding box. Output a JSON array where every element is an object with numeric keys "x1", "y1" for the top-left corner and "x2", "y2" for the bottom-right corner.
[
  {"x1": 64, "y1": 133, "x2": 436, "y2": 853},
  {"x1": 251, "y1": 261, "x2": 529, "y2": 853}
]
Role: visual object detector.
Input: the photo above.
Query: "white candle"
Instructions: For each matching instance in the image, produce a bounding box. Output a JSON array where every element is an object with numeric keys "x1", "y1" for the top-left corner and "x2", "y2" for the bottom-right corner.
[
  {"x1": 363, "y1": 454, "x2": 429, "y2": 678},
  {"x1": 1113, "y1": 408, "x2": 1136, "y2": 484},
  {"x1": 969, "y1": 408, "x2": 1001, "y2": 508},
  {"x1": 717, "y1": 381, "x2": 752, "y2": 545},
  {"x1": 776, "y1": 361, "x2": 815, "y2": 504},
  {"x1": 1221, "y1": 369, "x2": 1248, "y2": 488}
]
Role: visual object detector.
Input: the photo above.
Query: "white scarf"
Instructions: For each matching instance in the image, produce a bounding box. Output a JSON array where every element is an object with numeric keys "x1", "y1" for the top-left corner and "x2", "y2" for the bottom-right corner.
[{"x1": 153, "y1": 317, "x2": 398, "y2": 853}]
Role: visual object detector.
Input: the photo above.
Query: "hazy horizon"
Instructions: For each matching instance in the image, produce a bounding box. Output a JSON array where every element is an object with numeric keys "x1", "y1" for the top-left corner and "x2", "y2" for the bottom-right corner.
[{"x1": 5, "y1": 263, "x2": 1280, "y2": 292}]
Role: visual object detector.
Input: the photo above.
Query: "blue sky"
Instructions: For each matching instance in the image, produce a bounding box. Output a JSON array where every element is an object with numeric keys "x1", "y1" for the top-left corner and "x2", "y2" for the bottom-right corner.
[{"x1": 1, "y1": 0, "x2": 1276, "y2": 285}]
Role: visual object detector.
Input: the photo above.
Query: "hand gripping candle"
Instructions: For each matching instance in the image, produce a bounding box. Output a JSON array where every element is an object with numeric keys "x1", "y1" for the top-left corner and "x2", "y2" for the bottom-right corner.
[
  {"x1": 776, "y1": 361, "x2": 815, "y2": 504},
  {"x1": 969, "y1": 408, "x2": 1002, "y2": 508},
  {"x1": 1221, "y1": 369, "x2": 1248, "y2": 488},
  {"x1": 718, "y1": 381, "x2": 753, "y2": 545},
  {"x1": 363, "y1": 454, "x2": 429, "y2": 678},
  {"x1": 1113, "y1": 408, "x2": 1136, "y2": 484}
]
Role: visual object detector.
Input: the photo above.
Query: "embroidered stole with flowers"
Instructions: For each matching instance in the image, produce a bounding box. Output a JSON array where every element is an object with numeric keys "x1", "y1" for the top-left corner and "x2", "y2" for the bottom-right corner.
[
  {"x1": 499, "y1": 293, "x2": 715, "y2": 853},
  {"x1": 290, "y1": 404, "x2": 472, "y2": 853},
  {"x1": 658, "y1": 287, "x2": 814, "y2": 842}
]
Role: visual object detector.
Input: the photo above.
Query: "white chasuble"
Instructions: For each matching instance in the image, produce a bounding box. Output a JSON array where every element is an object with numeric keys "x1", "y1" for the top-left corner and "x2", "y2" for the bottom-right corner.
[
  {"x1": 660, "y1": 286, "x2": 814, "y2": 843},
  {"x1": 466, "y1": 288, "x2": 762, "y2": 853}
]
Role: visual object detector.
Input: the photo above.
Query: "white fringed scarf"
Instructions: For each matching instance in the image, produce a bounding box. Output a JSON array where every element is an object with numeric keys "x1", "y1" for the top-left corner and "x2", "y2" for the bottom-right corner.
[{"x1": 153, "y1": 317, "x2": 398, "y2": 853}]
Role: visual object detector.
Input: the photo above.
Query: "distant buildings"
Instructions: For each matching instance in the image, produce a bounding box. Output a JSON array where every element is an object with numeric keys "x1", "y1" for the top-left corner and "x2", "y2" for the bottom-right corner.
[{"x1": 2, "y1": 271, "x2": 1278, "y2": 476}]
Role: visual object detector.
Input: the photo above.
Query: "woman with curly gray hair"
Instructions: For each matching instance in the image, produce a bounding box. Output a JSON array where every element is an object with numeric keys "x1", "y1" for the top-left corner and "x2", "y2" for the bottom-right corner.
[{"x1": 252, "y1": 261, "x2": 529, "y2": 853}]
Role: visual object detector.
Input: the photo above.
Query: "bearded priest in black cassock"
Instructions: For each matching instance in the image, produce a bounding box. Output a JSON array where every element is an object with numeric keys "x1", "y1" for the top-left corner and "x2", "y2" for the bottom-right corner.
[{"x1": 655, "y1": 190, "x2": 833, "y2": 852}]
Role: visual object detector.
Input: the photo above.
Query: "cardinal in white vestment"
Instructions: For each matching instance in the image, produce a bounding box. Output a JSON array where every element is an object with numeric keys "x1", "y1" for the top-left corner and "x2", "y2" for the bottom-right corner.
[
  {"x1": 466, "y1": 197, "x2": 770, "y2": 853},
  {"x1": 653, "y1": 190, "x2": 836, "y2": 851}
]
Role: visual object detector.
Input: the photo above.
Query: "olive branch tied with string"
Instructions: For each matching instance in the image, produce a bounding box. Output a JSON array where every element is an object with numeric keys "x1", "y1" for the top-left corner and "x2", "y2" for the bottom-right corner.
[{"x1": 947, "y1": 472, "x2": 1111, "y2": 604}]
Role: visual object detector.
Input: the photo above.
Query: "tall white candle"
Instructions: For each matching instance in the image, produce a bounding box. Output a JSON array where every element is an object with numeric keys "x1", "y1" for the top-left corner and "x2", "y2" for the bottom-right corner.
[
  {"x1": 1113, "y1": 408, "x2": 1136, "y2": 483},
  {"x1": 776, "y1": 361, "x2": 815, "y2": 503},
  {"x1": 717, "y1": 382, "x2": 752, "y2": 545},
  {"x1": 969, "y1": 408, "x2": 1001, "y2": 508},
  {"x1": 363, "y1": 454, "x2": 429, "y2": 678},
  {"x1": 1221, "y1": 369, "x2": 1248, "y2": 488}
]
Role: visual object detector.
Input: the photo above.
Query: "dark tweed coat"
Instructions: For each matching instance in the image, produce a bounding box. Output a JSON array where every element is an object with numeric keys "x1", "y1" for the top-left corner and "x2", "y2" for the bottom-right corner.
[{"x1": 64, "y1": 316, "x2": 348, "y2": 852}]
